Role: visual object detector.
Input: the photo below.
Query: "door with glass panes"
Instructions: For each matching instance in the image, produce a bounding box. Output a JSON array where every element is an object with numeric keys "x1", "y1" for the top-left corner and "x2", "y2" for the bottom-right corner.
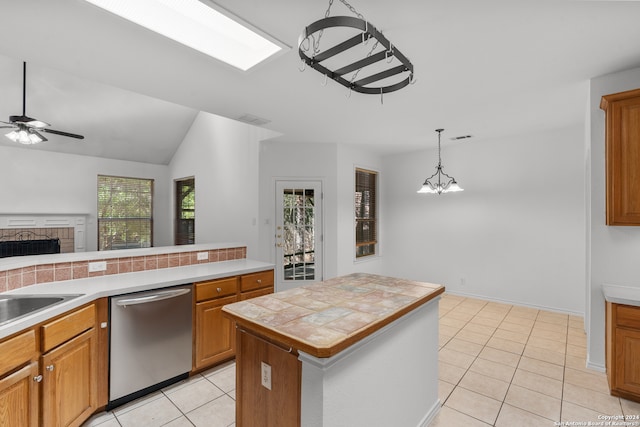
[{"x1": 275, "y1": 181, "x2": 323, "y2": 292}]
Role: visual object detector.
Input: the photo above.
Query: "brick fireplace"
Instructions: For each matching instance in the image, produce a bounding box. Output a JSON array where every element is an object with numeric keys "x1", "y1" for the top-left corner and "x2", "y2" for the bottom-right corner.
[{"x1": 0, "y1": 214, "x2": 87, "y2": 253}]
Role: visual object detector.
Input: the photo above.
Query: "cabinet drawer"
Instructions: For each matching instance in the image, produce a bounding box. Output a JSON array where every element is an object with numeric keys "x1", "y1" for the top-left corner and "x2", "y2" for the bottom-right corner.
[
  {"x1": 240, "y1": 287, "x2": 274, "y2": 301},
  {"x1": 196, "y1": 277, "x2": 238, "y2": 302},
  {"x1": 616, "y1": 304, "x2": 640, "y2": 330},
  {"x1": 0, "y1": 330, "x2": 37, "y2": 376},
  {"x1": 42, "y1": 304, "x2": 96, "y2": 353},
  {"x1": 240, "y1": 270, "x2": 274, "y2": 292}
]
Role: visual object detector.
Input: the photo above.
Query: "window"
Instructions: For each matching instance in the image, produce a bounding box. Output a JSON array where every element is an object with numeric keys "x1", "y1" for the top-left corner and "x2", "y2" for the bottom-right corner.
[
  {"x1": 355, "y1": 168, "x2": 377, "y2": 258},
  {"x1": 175, "y1": 177, "x2": 195, "y2": 245},
  {"x1": 98, "y1": 175, "x2": 153, "y2": 250}
]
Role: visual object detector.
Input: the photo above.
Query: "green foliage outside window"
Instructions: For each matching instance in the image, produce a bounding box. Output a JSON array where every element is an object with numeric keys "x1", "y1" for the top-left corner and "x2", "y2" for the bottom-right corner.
[{"x1": 98, "y1": 175, "x2": 153, "y2": 250}]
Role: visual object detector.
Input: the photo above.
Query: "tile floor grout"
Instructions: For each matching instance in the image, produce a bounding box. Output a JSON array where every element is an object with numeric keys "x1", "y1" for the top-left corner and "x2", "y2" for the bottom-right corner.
[
  {"x1": 83, "y1": 294, "x2": 640, "y2": 427},
  {"x1": 434, "y1": 294, "x2": 639, "y2": 427}
]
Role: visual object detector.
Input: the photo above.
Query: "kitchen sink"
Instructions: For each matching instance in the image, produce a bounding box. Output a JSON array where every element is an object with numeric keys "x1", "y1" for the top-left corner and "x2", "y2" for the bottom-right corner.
[{"x1": 0, "y1": 294, "x2": 83, "y2": 327}]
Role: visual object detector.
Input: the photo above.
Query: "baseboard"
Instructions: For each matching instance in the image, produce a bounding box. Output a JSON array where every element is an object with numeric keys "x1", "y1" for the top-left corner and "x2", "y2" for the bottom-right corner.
[
  {"x1": 418, "y1": 399, "x2": 441, "y2": 427},
  {"x1": 444, "y1": 289, "x2": 585, "y2": 317},
  {"x1": 586, "y1": 359, "x2": 606, "y2": 372}
]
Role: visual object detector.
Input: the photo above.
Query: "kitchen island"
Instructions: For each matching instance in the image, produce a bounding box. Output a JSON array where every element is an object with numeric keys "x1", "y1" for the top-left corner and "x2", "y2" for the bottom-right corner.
[{"x1": 222, "y1": 273, "x2": 444, "y2": 427}]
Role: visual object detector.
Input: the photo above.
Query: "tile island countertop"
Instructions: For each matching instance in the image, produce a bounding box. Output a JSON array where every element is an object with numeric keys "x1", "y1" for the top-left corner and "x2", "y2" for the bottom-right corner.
[{"x1": 222, "y1": 272, "x2": 444, "y2": 358}]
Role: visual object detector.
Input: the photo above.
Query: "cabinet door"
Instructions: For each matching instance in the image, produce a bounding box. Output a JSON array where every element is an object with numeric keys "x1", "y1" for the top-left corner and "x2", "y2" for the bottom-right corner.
[
  {"x1": 236, "y1": 329, "x2": 300, "y2": 427},
  {"x1": 615, "y1": 327, "x2": 640, "y2": 396},
  {"x1": 0, "y1": 361, "x2": 39, "y2": 427},
  {"x1": 195, "y1": 295, "x2": 238, "y2": 370},
  {"x1": 41, "y1": 329, "x2": 98, "y2": 427},
  {"x1": 601, "y1": 89, "x2": 640, "y2": 225}
]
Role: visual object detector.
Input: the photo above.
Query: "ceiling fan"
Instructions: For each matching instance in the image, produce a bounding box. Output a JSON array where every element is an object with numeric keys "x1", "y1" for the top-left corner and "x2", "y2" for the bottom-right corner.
[{"x1": 0, "y1": 61, "x2": 84, "y2": 144}]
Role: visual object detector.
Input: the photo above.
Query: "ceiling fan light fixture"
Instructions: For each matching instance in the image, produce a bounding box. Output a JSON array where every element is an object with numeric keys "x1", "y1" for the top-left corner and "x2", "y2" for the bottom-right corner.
[{"x1": 5, "y1": 127, "x2": 47, "y2": 145}]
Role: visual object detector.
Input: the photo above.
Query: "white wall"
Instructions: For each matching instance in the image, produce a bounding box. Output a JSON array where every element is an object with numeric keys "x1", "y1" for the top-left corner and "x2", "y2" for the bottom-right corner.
[
  {"x1": 169, "y1": 111, "x2": 278, "y2": 258},
  {"x1": 0, "y1": 145, "x2": 171, "y2": 250},
  {"x1": 257, "y1": 141, "x2": 385, "y2": 286},
  {"x1": 336, "y1": 144, "x2": 384, "y2": 276},
  {"x1": 258, "y1": 141, "x2": 338, "y2": 281},
  {"x1": 587, "y1": 66, "x2": 640, "y2": 370},
  {"x1": 381, "y1": 126, "x2": 586, "y2": 314}
]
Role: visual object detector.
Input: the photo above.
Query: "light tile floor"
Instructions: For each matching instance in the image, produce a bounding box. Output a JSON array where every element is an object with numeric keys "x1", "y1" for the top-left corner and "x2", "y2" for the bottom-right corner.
[
  {"x1": 82, "y1": 360, "x2": 237, "y2": 427},
  {"x1": 434, "y1": 294, "x2": 640, "y2": 426},
  {"x1": 83, "y1": 294, "x2": 640, "y2": 426}
]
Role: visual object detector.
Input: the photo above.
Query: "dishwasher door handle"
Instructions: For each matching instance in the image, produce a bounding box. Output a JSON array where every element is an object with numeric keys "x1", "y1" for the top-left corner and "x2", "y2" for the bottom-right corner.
[{"x1": 115, "y1": 288, "x2": 191, "y2": 307}]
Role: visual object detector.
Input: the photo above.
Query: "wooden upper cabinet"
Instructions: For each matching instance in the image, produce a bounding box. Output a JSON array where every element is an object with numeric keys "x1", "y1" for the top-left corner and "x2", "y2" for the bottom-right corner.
[{"x1": 600, "y1": 88, "x2": 640, "y2": 225}]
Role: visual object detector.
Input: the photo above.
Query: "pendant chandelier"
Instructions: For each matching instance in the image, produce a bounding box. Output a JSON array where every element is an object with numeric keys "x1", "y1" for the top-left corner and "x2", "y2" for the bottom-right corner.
[
  {"x1": 417, "y1": 129, "x2": 464, "y2": 195},
  {"x1": 298, "y1": 0, "x2": 414, "y2": 100}
]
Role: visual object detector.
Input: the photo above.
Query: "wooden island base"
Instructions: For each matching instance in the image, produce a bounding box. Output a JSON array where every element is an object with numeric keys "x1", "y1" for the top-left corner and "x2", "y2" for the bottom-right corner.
[{"x1": 225, "y1": 273, "x2": 444, "y2": 427}]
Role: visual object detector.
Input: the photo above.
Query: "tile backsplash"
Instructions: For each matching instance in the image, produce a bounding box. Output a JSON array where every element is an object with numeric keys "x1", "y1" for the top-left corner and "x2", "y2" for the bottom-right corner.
[{"x1": 0, "y1": 246, "x2": 246, "y2": 292}]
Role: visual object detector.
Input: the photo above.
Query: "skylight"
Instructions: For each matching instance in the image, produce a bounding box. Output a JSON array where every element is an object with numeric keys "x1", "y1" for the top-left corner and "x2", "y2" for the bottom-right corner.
[{"x1": 85, "y1": 0, "x2": 286, "y2": 71}]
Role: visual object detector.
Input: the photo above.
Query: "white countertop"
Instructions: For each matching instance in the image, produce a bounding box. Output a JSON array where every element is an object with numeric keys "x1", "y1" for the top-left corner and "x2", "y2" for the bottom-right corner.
[
  {"x1": 602, "y1": 284, "x2": 640, "y2": 307},
  {"x1": 0, "y1": 258, "x2": 273, "y2": 340}
]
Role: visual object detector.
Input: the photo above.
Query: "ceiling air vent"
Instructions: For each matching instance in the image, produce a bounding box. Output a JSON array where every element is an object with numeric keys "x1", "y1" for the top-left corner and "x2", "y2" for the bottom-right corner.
[{"x1": 237, "y1": 113, "x2": 271, "y2": 126}]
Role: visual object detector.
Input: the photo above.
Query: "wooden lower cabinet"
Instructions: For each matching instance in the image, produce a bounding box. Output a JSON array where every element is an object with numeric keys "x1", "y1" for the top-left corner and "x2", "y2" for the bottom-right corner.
[
  {"x1": 0, "y1": 361, "x2": 39, "y2": 427},
  {"x1": 236, "y1": 329, "x2": 300, "y2": 427},
  {"x1": 194, "y1": 270, "x2": 274, "y2": 372},
  {"x1": 0, "y1": 303, "x2": 98, "y2": 427},
  {"x1": 195, "y1": 295, "x2": 238, "y2": 369},
  {"x1": 41, "y1": 326, "x2": 98, "y2": 427},
  {"x1": 606, "y1": 302, "x2": 640, "y2": 402}
]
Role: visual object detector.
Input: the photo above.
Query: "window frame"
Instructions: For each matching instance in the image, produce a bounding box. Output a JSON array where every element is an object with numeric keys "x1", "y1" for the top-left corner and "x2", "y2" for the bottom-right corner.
[
  {"x1": 97, "y1": 174, "x2": 154, "y2": 251},
  {"x1": 175, "y1": 176, "x2": 195, "y2": 245},
  {"x1": 355, "y1": 167, "x2": 378, "y2": 259}
]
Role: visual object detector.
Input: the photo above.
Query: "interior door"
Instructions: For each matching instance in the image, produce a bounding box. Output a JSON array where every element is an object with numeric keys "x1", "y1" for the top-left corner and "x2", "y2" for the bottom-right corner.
[{"x1": 275, "y1": 181, "x2": 323, "y2": 292}]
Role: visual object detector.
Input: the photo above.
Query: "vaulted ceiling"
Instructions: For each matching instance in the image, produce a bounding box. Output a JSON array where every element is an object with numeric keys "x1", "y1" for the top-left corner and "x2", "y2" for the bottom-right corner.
[{"x1": 1, "y1": 0, "x2": 639, "y2": 164}]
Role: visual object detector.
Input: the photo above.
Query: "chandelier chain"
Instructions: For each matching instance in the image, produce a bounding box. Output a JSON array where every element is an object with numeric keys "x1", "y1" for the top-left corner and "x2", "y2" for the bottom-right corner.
[{"x1": 315, "y1": 0, "x2": 364, "y2": 55}]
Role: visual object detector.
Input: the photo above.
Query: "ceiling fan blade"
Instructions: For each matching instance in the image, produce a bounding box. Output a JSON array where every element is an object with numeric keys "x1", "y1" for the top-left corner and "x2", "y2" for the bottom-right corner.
[
  {"x1": 0, "y1": 126, "x2": 17, "y2": 129},
  {"x1": 42, "y1": 128, "x2": 85, "y2": 140}
]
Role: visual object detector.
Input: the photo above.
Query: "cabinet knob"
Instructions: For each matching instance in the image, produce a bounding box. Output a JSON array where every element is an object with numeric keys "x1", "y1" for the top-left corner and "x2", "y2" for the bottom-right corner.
[
  {"x1": 46, "y1": 365, "x2": 55, "y2": 371},
  {"x1": 33, "y1": 375, "x2": 43, "y2": 383},
  {"x1": 216, "y1": 287, "x2": 222, "y2": 293},
  {"x1": 257, "y1": 279, "x2": 262, "y2": 284}
]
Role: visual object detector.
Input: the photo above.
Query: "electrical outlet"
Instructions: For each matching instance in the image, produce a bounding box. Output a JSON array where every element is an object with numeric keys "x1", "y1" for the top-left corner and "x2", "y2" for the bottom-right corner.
[
  {"x1": 261, "y1": 362, "x2": 272, "y2": 390},
  {"x1": 196, "y1": 252, "x2": 209, "y2": 261},
  {"x1": 460, "y1": 277, "x2": 466, "y2": 286},
  {"x1": 88, "y1": 261, "x2": 107, "y2": 272}
]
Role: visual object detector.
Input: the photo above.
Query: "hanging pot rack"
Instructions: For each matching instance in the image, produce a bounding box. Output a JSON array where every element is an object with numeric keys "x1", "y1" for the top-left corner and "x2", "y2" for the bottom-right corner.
[{"x1": 298, "y1": 3, "x2": 414, "y2": 95}]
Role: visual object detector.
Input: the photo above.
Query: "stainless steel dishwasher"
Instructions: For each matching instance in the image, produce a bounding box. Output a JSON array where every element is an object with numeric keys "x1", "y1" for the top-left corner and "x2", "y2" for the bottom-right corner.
[{"x1": 108, "y1": 284, "x2": 193, "y2": 409}]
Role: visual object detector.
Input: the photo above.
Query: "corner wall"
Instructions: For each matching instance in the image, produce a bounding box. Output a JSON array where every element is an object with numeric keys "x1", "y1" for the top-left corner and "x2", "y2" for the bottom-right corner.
[
  {"x1": 0, "y1": 146, "x2": 171, "y2": 250},
  {"x1": 381, "y1": 126, "x2": 586, "y2": 314},
  {"x1": 169, "y1": 111, "x2": 278, "y2": 258},
  {"x1": 587, "y1": 66, "x2": 640, "y2": 370}
]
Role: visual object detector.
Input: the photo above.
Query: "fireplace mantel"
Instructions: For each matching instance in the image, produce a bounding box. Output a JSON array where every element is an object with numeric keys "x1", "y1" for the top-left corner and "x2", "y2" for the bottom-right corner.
[{"x1": 0, "y1": 214, "x2": 88, "y2": 252}]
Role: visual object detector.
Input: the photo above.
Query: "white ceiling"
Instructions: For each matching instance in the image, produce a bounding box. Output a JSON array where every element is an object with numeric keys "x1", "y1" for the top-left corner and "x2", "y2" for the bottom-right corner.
[{"x1": 0, "y1": 0, "x2": 639, "y2": 164}]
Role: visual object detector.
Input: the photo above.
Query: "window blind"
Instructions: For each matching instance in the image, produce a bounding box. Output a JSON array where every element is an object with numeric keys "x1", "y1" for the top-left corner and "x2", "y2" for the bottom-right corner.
[
  {"x1": 355, "y1": 168, "x2": 377, "y2": 258},
  {"x1": 98, "y1": 175, "x2": 153, "y2": 250}
]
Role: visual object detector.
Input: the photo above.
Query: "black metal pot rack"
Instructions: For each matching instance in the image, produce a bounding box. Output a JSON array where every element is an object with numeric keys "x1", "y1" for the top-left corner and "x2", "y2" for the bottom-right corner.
[{"x1": 298, "y1": 15, "x2": 414, "y2": 95}]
